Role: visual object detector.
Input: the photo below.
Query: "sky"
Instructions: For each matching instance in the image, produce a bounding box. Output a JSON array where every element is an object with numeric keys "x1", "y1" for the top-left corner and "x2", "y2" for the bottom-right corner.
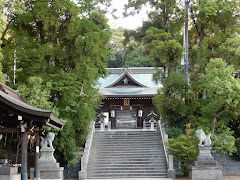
[{"x1": 104, "y1": 0, "x2": 149, "y2": 30}]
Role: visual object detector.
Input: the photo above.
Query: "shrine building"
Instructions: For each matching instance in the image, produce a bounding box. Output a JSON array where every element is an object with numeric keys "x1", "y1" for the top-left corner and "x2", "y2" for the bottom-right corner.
[
  {"x1": 97, "y1": 67, "x2": 162, "y2": 129},
  {"x1": 0, "y1": 82, "x2": 66, "y2": 180}
]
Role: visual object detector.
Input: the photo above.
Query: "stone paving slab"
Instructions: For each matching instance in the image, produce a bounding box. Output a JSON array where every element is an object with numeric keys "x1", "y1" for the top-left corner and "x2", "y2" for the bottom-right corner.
[
  {"x1": 175, "y1": 176, "x2": 240, "y2": 180},
  {"x1": 82, "y1": 179, "x2": 172, "y2": 180},
  {"x1": 69, "y1": 175, "x2": 240, "y2": 180}
]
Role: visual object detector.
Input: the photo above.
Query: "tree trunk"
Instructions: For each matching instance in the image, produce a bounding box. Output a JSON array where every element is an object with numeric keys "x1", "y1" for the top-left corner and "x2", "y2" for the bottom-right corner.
[
  {"x1": 211, "y1": 113, "x2": 217, "y2": 135},
  {"x1": 199, "y1": 24, "x2": 204, "y2": 50},
  {"x1": 211, "y1": 107, "x2": 225, "y2": 135}
]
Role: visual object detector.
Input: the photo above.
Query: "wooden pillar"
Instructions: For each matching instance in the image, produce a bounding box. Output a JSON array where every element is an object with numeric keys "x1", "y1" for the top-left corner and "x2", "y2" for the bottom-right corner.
[
  {"x1": 34, "y1": 132, "x2": 40, "y2": 179},
  {"x1": 21, "y1": 130, "x2": 28, "y2": 180}
]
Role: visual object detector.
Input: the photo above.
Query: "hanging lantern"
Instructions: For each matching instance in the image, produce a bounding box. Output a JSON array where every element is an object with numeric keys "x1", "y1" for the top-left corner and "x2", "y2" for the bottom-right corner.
[
  {"x1": 111, "y1": 110, "x2": 115, "y2": 118},
  {"x1": 138, "y1": 110, "x2": 143, "y2": 117},
  {"x1": 18, "y1": 115, "x2": 22, "y2": 121}
]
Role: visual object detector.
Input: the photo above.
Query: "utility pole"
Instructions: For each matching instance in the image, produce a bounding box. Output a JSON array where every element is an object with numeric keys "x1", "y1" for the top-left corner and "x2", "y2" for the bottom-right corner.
[{"x1": 184, "y1": 0, "x2": 189, "y2": 84}]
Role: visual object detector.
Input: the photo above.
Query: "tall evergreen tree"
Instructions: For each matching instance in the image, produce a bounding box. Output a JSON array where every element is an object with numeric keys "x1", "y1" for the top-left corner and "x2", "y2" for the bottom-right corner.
[
  {"x1": 0, "y1": 0, "x2": 6, "y2": 82},
  {"x1": 1, "y1": 0, "x2": 111, "y2": 164}
]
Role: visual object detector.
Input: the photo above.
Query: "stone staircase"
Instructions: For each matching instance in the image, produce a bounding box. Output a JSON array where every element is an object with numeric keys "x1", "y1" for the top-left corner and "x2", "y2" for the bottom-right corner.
[{"x1": 87, "y1": 130, "x2": 168, "y2": 179}]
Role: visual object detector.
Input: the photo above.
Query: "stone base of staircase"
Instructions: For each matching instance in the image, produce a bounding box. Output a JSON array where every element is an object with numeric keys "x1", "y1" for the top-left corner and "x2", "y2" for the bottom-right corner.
[{"x1": 82, "y1": 178, "x2": 172, "y2": 180}]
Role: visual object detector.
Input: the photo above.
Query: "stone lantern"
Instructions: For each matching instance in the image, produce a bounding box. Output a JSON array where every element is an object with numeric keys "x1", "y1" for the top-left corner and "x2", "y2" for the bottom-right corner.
[
  {"x1": 148, "y1": 110, "x2": 157, "y2": 131},
  {"x1": 97, "y1": 112, "x2": 106, "y2": 131}
]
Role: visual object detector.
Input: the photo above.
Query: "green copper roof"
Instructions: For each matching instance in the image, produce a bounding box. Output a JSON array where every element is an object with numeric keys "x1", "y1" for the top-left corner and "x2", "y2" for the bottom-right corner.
[{"x1": 98, "y1": 67, "x2": 162, "y2": 97}]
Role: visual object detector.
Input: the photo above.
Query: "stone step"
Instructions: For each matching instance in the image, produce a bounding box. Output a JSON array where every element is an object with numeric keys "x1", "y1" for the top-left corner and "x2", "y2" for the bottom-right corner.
[
  {"x1": 91, "y1": 145, "x2": 162, "y2": 148},
  {"x1": 93, "y1": 140, "x2": 161, "y2": 143},
  {"x1": 91, "y1": 152, "x2": 164, "y2": 155},
  {"x1": 88, "y1": 166, "x2": 167, "y2": 170},
  {"x1": 87, "y1": 172, "x2": 168, "y2": 177},
  {"x1": 91, "y1": 149, "x2": 163, "y2": 152},
  {"x1": 93, "y1": 136, "x2": 161, "y2": 139},
  {"x1": 92, "y1": 152, "x2": 165, "y2": 159},
  {"x1": 94, "y1": 134, "x2": 160, "y2": 137},
  {"x1": 88, "y1": 163, "x2": 167, "y2": 168},
  {"x1": 95, "y1": 131, "x2": 159, "y2": 134},
  {"x1": 87, "y1": 130, "x2": 167, "y2": 179},
  {"x1": 86, "y1": 178, "x2": 171, "y2": 180},
  {"x1": 88, "y1": 170, "x2": 167, "y2": 173},
  {"x1": 93, "y1": 138, "x2": 160, "y2": 141},
  {"x1": 89, "y1": 159, "x2": 166, "y2": 164},
  {"x1": 92, "y1": 141, "x2": 162, "y2": 144},
  {"x1": 89, "y1": 160, "x2": 166, "y2": 164},
  {"x1": 92, "y1": 145, "x2": 162, "y2": 151}
]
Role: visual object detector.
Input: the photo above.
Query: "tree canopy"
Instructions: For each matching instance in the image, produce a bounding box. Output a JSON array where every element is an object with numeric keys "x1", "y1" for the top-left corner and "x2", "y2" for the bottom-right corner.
[
  {"x1": 123, "y1": 0, "x2": 240, "y2": 170},
  {"x1": 1, "y1": 0, "x2": 111, "y2": 164}
]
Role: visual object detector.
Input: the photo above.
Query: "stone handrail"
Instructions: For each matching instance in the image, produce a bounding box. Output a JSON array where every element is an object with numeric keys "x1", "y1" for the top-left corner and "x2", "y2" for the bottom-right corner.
[
  {"x1": 79, "y1": 120, "x2": 95, "y2": 179},
  {"x1": 157, "y1": 119, "x2": 169, "y2": 166},
  {"x1": 157, "y1": 118, "x2": 176, "y2": 179}
]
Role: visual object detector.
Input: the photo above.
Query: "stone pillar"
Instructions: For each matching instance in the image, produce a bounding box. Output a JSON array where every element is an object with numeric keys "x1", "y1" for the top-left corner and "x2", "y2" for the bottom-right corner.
[
  {"x1": 191, "y1": 146, "x2": 222, "y2": 180},
  {"x1": 143, "y1": 120, "x2": 146, "y2": 131},
  {"x1": 30, "y1": 132, "x2": 64, "y2": 180},
  {"x1": 168, "y1": 155, "x2": 176, "y2": 179},
  {"x1": 100, "y1": 121, "x2": 105, "y2": 132},
  {"x1": 21, "y1": 130, "x2": 28, "y2": 180},
  {"x1": 150, "y1": 121, "x2": 155, "y2": 131},
  {"x1": 38, "y1": 147, "x2": 64, "y2": 179}
]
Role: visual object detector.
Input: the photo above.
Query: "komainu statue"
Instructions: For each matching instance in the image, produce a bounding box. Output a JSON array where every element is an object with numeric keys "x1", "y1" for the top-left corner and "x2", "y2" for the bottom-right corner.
[
  {"x1": 40, "y1": 132, "x2": 55, "y2": 149},
  {"x1": 196, "y1": 129, "x2": 212, "y2": 146}
]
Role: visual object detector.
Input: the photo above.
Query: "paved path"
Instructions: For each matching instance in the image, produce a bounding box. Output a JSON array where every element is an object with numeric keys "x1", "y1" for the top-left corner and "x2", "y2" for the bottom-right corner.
[{"x1": 69, "y1": 176, "x2": 240, "y2": 180}]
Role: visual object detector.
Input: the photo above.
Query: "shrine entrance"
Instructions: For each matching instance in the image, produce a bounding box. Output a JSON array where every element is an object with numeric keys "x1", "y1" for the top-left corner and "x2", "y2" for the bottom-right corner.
[{"x1": 116, "y1": 106, "x2": 137, "y2": 128}]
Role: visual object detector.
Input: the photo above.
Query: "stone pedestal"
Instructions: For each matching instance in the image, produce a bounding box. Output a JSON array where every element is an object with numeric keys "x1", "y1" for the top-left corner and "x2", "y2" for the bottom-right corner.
[
  {"x1": 191, "y1": 146, "x2": 222, "y2": 180},
  {"x1": 30, "y1": 147, "x2": 64, "y2": 180},
  {"x1": 0, "y1": 166, "x2": 21, "y2": 180}
]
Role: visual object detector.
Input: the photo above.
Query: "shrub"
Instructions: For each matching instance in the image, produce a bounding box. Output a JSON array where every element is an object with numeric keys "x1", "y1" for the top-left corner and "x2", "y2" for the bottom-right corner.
[{"x1": 166, "y1": 123, "x2": 198, "y2": 175}]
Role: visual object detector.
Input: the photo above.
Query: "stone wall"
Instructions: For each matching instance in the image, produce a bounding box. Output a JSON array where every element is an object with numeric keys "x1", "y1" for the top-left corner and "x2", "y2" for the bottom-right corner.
[
  {"x1": 212, "y1": 152, "x2": 240, "y2": 175},
  {"x1": 63, "y1": 160, "x2": 81, "y2": 178}
]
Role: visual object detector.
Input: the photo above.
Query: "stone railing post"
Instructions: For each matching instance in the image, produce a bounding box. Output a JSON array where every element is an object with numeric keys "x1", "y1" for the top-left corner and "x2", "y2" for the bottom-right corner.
[
  {"x1": 168, "y1": 155, "x2": 176, "y2": 179},
  {"x1": 100, "y1": 121, "x2": 105, "y2": 132},
  {"x1": 150, "y1": 121, "x2": 154, "y2": 131},
  {"x1": 143, "y1": 120, "x2": 146, "y2": 131}
]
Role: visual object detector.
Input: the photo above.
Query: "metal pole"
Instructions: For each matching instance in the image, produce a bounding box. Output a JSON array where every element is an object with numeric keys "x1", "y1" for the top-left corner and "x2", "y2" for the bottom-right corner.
[
  {"x1": 184, "y1": 0, "x2": 189, "y2": 84},
  {"x1": 21, "y1": 130, "x2": 28, "y2": 180},
  {"x1": 14, "y1": 49, "x2": 16, "y2": 85},
  {"x1": 34, "y1": 132, "x2": 40, "y2": 179}
]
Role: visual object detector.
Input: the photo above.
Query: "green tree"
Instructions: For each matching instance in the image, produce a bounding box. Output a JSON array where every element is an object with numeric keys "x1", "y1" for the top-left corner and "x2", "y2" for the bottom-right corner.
[
  {"x1": 124, "y1": 1, "x2": 184, "y2": 76},
  {"x1": 0, "y1": 0, "x2": 6, "y2": 82},
  {"x1": 1, "y1": 0, "x2": 111, "y2": 164},
  {"x1": 188, "y1": 0, "x2": 240, "y2": 77},
  {"x1": 211, "y1": 126, "x2": 237, "y2": 156},
  {"x1": 198, "y1": 58, "x2": 240, "y2": 134},
  {"x1": 125, "y1": 44, "x2": 153, "y2": 67},
  {"x1": 143, "y1": 27, "x2": 184, "y2": 75},
  {"x1": 17, "y1": 76, "x2": 77, "y2": 163},
  {"x1": 216, "y1": 32, "x2": 240, "y2": 70},
  {"x1": 18, "y1": 76, "x2": 56, "y2": 112},
  {"x1": 153, "y1": 72, "x2": 186, "y2": 125},
  {"x1": 124, "y1": 0, "x2": 183, "y2": 38},
  {"x1": 166, "y1": 123, "x2": 199, "y2": 175},
  {"x1": 108, "y1": 27, "x2": 127, "y2": 68}
]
